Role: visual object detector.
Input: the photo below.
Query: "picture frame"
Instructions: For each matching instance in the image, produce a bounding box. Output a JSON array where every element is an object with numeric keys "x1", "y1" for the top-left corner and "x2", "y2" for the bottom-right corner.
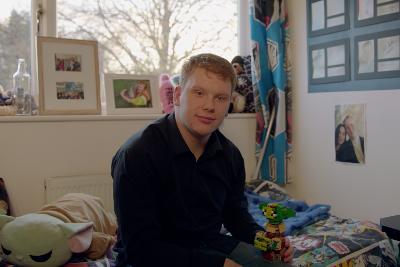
[
  {"x1": 307, "y1": 0, "x2": 350, "y2": 37},
  {"x1": 354, "y1": 29, "x2": 400, "y2": 80},
  {"x1": 104, "y1": 73, "x2": 161, "y2": 115},
  {"x1": 308, "y1": 38, "x2": 350, "y2": 85},
  {"x1": 355, "y1": 0, "x2": 400, "y2": 27},
  {"x1": 37, "y1": 36, "x2": 101, "y2": 115}
]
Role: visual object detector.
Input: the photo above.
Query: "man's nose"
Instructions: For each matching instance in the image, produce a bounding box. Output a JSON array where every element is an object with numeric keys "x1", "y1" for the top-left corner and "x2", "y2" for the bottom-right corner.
[{"x1": 202, "y1": 96, "x2": 215, "y2": 111}]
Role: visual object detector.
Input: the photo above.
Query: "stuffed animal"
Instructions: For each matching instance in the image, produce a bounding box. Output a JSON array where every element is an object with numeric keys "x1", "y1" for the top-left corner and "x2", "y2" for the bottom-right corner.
[
  {"x1": 0, "y1": 193, "x2": 117, "y2": 267},
  {"x1": 230, "y1": 55, "x2": 255, "y2": 113},
  {"x1": 159, "y1": 73, "x2": 174, "y2": 114}
]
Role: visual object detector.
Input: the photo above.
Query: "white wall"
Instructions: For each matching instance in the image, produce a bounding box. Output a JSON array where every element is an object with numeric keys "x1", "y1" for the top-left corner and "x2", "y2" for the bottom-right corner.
[
  {"x1": 286, "y1": 0, "x2": 400, "y2": 223},
  {"x1": 0, "y1": 114, "x2": 256, "y2": 216}
]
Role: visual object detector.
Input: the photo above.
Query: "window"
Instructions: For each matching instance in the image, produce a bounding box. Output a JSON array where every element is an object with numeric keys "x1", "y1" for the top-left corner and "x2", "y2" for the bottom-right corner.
[
  {"x1": 1, "y1": 0, "x2": 243, "y2": 111},
  {"x1": 0, "y1": 0, "x2": 32, "y2": 93},
  {"x1": 56, "y1": 0, "x2": 238, "y2": 76}
]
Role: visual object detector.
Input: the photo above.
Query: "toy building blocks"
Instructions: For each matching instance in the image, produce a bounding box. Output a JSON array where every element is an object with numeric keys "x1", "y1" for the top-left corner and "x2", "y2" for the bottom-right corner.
[{"x1": 254, "y1": 203, "x2": 296, "y2": 262}]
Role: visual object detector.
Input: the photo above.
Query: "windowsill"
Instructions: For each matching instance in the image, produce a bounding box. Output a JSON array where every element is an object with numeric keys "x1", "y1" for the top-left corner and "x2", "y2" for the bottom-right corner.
[{"x1": 0, "y1": 113, "x2": 255, "y2": 123}]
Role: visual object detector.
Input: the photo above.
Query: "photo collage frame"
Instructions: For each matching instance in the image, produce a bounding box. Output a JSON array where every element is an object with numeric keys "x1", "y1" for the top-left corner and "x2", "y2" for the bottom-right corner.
[
  {"x1": 37, "y1": 36, "x2": 101, "y2": 115},
  {"x1": 307, "y1": 0, "x2": 400, "y2": 92}
]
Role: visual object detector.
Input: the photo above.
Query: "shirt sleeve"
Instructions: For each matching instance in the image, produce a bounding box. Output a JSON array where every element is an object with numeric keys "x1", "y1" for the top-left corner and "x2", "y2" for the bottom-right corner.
[
  {"x1": 222, "y1": 148, "x2": 264, "y2": 244},
  {"x1": 112, "y1": 144, "x2": 226, "y2": 267}
]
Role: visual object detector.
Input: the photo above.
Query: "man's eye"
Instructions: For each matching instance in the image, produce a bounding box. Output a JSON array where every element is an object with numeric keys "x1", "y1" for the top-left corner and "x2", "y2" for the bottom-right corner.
[
  {"x1": 1, "y1": 245, "x2": 11, "y2": 255},
  {"x1": 30, "y1": 251, "x2": 52, "y2": 262},
  {"x1": 217, "y1": 96, "x2": 227, "y2": 101},
  {"x1": 194, "y1": 90, "x2": 203, "y2": 96}
]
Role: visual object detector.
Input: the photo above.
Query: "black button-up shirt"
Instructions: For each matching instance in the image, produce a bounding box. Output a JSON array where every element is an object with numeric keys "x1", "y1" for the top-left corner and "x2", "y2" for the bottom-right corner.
[{"x1": 112, "y1": 113, "x2": 262, "y2": 267}]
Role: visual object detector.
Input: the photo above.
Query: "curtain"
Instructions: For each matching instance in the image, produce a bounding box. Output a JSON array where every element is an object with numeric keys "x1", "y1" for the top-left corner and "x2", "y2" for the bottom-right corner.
[{"x1": 249, "y1": 0, "x2": 293, "y2": 185}]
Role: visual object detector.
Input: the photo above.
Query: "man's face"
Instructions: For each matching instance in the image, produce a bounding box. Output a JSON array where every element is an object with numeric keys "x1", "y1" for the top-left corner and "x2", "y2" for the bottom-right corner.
[
  {"x1": 344, "y1": 117, "x2": 354, "y2": 139},
  {"x1": 174, "y1": 67, "x2": 231, "y2": 140}
]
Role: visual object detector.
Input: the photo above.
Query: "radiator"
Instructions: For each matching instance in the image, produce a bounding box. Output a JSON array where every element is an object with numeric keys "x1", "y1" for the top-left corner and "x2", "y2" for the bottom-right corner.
[{"x1": 45, "y1": 174, "x2": 114, "y2": 214}]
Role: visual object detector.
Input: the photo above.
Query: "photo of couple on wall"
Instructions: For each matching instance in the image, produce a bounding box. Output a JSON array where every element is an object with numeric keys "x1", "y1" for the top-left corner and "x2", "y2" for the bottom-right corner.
[{"x1": 335, "y1": 104, "x2": 366, "y2": 164}]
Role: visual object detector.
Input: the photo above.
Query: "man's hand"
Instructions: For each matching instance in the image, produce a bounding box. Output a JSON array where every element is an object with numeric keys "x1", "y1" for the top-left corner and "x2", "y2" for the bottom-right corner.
[
  {"x1": 282, "y1": 237, "x2": 294, "y2": 263},
  {"x1": 223, "y1": 258, "x2": 242, "y2": 267}
]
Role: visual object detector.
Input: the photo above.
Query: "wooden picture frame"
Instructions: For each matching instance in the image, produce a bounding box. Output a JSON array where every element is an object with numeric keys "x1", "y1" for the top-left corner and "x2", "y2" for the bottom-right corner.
[
  {"x1": 37, "y1": 36, "x2": 101, "y2": 115},
  {"x1": 104, "y1": 73, "x2": 161, "y2": 115}
]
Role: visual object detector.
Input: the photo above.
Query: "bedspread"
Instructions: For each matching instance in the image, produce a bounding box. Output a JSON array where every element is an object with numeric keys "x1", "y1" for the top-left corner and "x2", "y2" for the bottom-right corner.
[{"x1": 289, "y1": 216, "x2": 398, "y2": 266}]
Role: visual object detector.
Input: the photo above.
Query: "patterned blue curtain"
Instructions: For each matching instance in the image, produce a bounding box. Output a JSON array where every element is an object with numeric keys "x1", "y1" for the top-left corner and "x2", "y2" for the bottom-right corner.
[{"x1": 249, "y1": 0, "x2": 293, "y2": 185}]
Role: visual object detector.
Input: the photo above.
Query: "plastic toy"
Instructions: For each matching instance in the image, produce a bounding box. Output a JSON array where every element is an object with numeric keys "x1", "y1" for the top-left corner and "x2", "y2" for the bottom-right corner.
[{"x1": 254, "y1": 203, "x2": 296, "y2": 261}]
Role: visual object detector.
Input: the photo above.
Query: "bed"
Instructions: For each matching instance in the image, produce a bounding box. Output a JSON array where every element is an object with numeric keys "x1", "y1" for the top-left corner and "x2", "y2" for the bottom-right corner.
[
  {"x1": 51, "y1": 180, "x2": 398, "y2": 267},
  {"x1": 245, "y1": 179, "x2": 398, "y2": 266},
  {"x1": 58, "y1": 180, "x2": 397, "y2": 267},
  {"x1": 0, "y1": 178, "x2": 397, "y2": 267}
]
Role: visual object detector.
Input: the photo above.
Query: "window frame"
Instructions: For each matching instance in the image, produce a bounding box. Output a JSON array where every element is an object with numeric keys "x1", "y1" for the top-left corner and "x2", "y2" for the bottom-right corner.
[{"x1": 38, "y1": 0, "x2": 248, "y2": 56}]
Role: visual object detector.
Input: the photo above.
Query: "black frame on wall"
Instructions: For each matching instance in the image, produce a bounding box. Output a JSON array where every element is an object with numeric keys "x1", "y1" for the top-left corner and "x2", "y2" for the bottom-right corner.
[
  {"x1": 309, "y1": 38, "x2": 351, "y2": 84},
  {"x1": 306, "y1": 0, "x2": 400, "y2": 93},
  {"x1": 307, "y1": 0, "x2": 350, "y2": 37},
  {"x1": 354, "y1": 0, "x2": 400, "y2": 27},
  {"x1": 354, "y1": 29, "x2": 400, "y2": 80}
]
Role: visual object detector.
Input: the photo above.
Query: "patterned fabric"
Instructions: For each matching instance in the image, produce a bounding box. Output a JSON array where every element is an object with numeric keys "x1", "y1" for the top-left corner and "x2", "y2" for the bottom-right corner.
[
  {"x1": 0, "y1": 178, "x2": 11, "y2": 215},
  {"x1": 289, "y1": 216, "x2": 398, "y2": 267},
  {"x1": 245, "y1": 189, "x2": 331, "y2": 236},
  {"x1": 249, "y1": 0, "x2": 293, "y2": 185},
  {"x1": 233, "y1": 55, "x2": 255, "y2": 113}
]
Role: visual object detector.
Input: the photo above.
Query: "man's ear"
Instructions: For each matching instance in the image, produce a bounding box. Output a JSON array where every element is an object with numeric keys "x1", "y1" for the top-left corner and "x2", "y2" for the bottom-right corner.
[{"x1": 173, "y1": 85, "x2": 182, "y2": 106}]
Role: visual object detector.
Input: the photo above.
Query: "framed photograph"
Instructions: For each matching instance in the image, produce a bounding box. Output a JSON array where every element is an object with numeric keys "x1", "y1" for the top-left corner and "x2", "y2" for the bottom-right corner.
[
  {"x1": 104, "y1": 73, "x2": 161, "y2": 115},
  {"x1": 37, "y1": 36, "x2": 100, "y2": 115}
]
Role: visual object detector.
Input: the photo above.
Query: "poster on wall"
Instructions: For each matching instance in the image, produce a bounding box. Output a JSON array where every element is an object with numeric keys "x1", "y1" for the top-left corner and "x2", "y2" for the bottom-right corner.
[{"x1": 334, "y1": 104, "x2": 366, "y2": 164}]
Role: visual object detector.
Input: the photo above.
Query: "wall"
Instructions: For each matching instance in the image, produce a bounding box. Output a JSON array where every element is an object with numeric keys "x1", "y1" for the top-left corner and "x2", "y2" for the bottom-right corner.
[
  {"x1": 0, "y1": 114, "x2": 256, "y2": 216},
  {"x1": 286, "y1": 0, "x2": 400, "y2": 223}
]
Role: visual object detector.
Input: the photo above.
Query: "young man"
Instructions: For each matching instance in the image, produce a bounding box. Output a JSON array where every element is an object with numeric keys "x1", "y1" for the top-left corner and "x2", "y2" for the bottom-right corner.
[{"x1": 111, "y1": 53, "x2": 293, "y2": 267}]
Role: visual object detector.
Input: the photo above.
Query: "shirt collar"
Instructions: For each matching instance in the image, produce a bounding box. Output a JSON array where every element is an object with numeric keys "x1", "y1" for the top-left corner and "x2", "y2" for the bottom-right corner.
[{"x1": 167, "y1": 113, "x2": 223, "y2": 157}]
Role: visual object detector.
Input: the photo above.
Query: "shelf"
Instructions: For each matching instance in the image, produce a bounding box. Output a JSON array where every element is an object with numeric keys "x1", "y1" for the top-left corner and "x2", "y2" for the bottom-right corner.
[{"x1": 0, "y1": 112, "x2": 255, "y2": 123}]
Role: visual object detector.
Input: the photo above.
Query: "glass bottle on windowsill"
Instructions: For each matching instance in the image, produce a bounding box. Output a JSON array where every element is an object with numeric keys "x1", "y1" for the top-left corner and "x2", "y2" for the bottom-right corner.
[{"x1": 12, "y1": 58, "x2": 32, "y2": 115}]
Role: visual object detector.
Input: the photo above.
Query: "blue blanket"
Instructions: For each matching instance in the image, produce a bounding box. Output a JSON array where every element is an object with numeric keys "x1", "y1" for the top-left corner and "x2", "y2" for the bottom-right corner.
[{"x1": 245, "y1": 189, "x2": 331, "y2": 236}]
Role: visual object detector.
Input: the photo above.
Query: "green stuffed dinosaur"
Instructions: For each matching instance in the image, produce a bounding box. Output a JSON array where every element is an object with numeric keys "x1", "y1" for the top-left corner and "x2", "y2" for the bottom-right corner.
[{"x1": 0, "y1": 193, "x2": 117, "y2": 267}]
